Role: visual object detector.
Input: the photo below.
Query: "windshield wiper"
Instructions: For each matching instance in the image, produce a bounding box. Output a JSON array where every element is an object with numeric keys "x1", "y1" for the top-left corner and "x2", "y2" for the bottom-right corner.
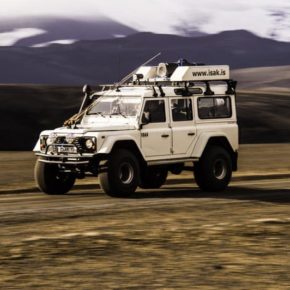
[
  {"x1": 91, "y1": 112, "x2": 105, "y2": 117},
  {"x1": 110, "y1": 112, "x2": 127, "y2": 118}
]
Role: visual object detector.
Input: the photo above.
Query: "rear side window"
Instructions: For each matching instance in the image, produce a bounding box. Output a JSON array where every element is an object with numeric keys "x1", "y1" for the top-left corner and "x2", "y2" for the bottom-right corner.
[
  {"x1": 171, "y1": 98, "x2": 193, "y2": 121},
  {"x1": 198, "y1": 97, "x2": 232, "y2": 119}
]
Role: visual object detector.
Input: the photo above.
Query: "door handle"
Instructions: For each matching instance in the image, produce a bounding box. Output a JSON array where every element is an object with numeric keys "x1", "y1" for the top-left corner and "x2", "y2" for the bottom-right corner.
[
  {"x1": 188, "y1": 132, "x2": 195, "y2": 136},
  {"x1": 161, "y1": 134, "x2": 169, "y2": 138}
]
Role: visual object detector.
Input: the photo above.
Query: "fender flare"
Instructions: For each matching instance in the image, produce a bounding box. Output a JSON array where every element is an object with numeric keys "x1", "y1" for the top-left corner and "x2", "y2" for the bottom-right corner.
[
  {"x1": 192, "y1": 132, "x2": 235, "y2": 158},
  {"x1": 97, "y1": 135, "x2": 145, "y2": 160}
]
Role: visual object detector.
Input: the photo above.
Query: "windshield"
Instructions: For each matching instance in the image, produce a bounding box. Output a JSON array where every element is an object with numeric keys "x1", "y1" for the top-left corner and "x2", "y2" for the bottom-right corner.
[{"x1": 87, "y1": 96, "x2": 142, "y2": 117}]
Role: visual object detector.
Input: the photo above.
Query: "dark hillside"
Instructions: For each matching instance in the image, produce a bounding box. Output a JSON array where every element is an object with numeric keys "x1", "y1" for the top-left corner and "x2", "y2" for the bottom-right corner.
[{"x1": 0, "y1": 85, "x2": 289, "y2": 150}]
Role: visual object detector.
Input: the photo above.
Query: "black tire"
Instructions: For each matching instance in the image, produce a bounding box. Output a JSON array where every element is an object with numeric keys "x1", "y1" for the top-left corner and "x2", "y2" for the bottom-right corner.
[
  {"x1": 34, "y1": 159, "x2": 75, "y2": 195},
  {"x1": 99, "y1": 149, "x2": 140, "y2": 197},
  {"x1": 194, "y1": 146, "x2": 232, "y2": 192},
  {"x1": 139, "y1": 166, "x2": 168, "y2": 189}
]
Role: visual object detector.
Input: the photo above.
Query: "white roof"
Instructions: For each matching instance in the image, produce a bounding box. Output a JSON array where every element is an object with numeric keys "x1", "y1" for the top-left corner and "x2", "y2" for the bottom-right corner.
[
  {"x1": 134, "y1": 66, "x2": 157, "y2": 81},
  {"x1": 135, "y1": 64, "x2": 230, "y2": 82},
  {"x1": 170, "y1": 65, "x2": 230, "y2": 82}
]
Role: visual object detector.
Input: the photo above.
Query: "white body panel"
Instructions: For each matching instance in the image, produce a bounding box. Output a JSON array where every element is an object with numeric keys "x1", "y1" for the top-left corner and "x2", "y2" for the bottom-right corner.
[
  {"x1": 140, "y1": 125, "x2": 172, "y2": 157},
  {"x1": 171, "y1": 121, "x2": 196, "y2": 155},
  {"x1": 134, "y1": 66, "x2": 157, "y2": 81}
]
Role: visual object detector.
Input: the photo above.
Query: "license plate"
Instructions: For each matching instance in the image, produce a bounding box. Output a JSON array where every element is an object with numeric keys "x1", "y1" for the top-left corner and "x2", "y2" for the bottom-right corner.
[{"x1": 57, "y1": 146, "x2": 77, "y2": 154}]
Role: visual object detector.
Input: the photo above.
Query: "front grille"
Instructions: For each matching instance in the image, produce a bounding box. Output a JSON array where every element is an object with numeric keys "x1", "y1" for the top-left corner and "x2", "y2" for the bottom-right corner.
[
  {"x1": 45, "y1": 136, "x2": 96, "y2": 154},
  {"x1": 73, "y1": 137, "x2": 85, "y2": 152},
  {"x1": 55, "y1": 136, "x2": 67, "y2": 144}
]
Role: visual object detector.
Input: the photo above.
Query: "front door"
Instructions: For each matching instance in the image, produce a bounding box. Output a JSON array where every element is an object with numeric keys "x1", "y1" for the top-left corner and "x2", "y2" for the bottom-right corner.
[{"x1": 140, "y1": 98, "x2": 171, "y2": 157}]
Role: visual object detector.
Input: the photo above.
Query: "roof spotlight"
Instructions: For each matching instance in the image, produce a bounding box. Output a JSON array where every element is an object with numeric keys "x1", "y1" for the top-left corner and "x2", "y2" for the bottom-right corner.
[{"x1": 157, "y1": 63, "x2": 178, "y2": 77}]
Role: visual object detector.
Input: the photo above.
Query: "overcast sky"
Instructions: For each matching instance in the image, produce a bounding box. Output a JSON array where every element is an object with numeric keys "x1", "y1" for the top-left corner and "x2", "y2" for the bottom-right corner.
[{"x1": 1, "y1": 0, "x2": 290, "y2": 40}]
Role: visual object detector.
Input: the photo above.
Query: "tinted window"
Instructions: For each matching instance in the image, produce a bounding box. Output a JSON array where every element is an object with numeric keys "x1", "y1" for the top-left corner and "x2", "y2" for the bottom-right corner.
[
  {"x1": 171, "y1": 98, "x2": 193, "y2": 121},
  {"x1": 143, "y1": 100, "x2": 166, "y2": 123},
  {"x1": 198, "y1": 97, "x2": 232, "y2": 119}
]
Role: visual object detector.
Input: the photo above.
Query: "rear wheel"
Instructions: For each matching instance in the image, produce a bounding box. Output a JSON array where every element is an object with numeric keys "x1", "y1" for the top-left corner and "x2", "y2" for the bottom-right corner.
[
  {"x1": 99, "y1": 149, "x2": 140, "y2": 197},
  {"x1": 34, "y1": 159, "x2": 75, "y2": 195},
  {"x1": 139, "y1": 166, "x2": 168, "y2": 189},
  {"x1": 194, "y1": 146, "x2": 232, "y2": 192}
]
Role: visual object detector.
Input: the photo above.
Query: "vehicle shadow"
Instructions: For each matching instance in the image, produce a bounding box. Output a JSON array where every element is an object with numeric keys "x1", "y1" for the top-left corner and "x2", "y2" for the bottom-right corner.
[
  {"x1": 16, "y1": 179, "x2": 290, "y2": 205},
  {"x1": 128, "y1": 185, "x2": 290, "y2": 204}
]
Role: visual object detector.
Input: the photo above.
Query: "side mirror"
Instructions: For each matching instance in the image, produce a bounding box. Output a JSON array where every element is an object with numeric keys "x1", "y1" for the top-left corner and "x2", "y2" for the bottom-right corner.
[
  {"x1": 141, "y1": 112, "x2": 151, "y2": 124},
  {"x1": 139, "y1": 112, "x2": 151, "y2": 129},
  {"x1": 82, "y1": 84, "x2": 92, "y2": 95}
]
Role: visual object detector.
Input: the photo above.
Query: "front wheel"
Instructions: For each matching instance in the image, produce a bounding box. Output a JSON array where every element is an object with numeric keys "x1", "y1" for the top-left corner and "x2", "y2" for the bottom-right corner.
[
  {"x1": 99, "y1": 149, "x2": 140, "y2": 197},
  {"x1": 34, "y1": 159, "x2": 75, "y2": 195},
  {"x1": 194, "y1": 146, "x2": 232, "y2": 192}
]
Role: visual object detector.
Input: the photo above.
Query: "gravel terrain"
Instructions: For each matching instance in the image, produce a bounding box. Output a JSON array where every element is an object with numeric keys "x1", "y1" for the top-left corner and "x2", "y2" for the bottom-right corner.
[{"x1": 0, "y1": 144, "x2": 290, "y2": 289}]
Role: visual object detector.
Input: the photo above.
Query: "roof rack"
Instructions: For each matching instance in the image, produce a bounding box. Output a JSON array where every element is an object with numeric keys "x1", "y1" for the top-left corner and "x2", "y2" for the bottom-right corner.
[
  {"x1": 98, "y1": 60, "x2": 236, "y2": 97},
  {"x1": 129, "y1": 61, "x2": 236, "y2": 95}
]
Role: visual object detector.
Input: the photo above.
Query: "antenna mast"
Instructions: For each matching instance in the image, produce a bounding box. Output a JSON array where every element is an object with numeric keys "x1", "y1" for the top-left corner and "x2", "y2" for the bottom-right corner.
[{"x1": 116, "y1": 52, "x2": 161, "y2": 86}]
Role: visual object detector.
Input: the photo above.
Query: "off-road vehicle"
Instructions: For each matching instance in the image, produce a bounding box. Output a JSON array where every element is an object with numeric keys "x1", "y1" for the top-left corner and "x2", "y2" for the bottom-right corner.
[{"x1": 34, "y1": 57, "x2": 238, "y2": 197}]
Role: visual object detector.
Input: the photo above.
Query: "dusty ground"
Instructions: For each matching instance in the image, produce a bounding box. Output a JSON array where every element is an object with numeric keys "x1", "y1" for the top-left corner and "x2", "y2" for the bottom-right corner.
[
  {"x1": 1, "y1": 178, "x2": 290, "y2": 289},
  {"x1": 1, "y1": 144, "x2": 290, "y2": 192},
  {"x1": 0, "y1": 144, "x2": 290, "y2": 289}
]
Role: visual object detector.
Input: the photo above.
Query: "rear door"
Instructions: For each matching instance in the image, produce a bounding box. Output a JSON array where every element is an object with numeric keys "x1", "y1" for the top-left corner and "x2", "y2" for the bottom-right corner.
[{"x1": 170, "y1": 97, "x2": 196, "y2": 155}]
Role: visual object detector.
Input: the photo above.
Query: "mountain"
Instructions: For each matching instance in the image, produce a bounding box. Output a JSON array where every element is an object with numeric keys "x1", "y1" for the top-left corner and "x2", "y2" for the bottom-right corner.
[
  {"x1": 0, "y1": 30, "x2": 290, "y2": 84},
  {"x1": 0, "y1": 16, "x2": 137, "y2": 46}
]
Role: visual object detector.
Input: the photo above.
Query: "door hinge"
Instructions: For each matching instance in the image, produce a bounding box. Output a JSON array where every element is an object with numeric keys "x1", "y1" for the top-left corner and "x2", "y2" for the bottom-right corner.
[
  {"x1": 141, "y1": 132, "x2": 148, "y2": 137},
  {"x1": 170, "y1": 148, "x2": 174, "y2": 154}
]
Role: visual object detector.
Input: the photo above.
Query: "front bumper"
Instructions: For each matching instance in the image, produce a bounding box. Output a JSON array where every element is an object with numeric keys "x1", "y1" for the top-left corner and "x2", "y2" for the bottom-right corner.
[
  {"x1": 36, "y1": 142, "x2": 96, "y2": 164},
  {"x1": 36, "y1": 153, "x2": 93, "y2": 164},
  {"x1": 35, "y1": 150, "x2": 108, "y2": 177}
]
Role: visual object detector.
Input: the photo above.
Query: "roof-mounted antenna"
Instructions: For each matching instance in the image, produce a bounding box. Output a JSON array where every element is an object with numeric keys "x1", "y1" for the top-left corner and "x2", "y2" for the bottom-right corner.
[{"x1": 116, "y1": 52, "x2": 161, "y2": 87}]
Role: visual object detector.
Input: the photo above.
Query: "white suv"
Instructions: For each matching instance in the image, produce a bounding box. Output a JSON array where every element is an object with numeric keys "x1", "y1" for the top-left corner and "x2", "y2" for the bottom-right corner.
[{"x1": 34, "y1": 61, "x2": 238, "y2": 197}]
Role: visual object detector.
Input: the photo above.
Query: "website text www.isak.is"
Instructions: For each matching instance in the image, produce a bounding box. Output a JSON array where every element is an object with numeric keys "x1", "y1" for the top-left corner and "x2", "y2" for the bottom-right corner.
[{"x1": 192, "y1": 68, "x2": 227, "y2": 77}]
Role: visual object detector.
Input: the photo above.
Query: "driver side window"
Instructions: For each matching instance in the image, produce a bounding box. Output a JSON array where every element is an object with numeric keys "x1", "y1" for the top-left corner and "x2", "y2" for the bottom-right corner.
[{"x1": 143, "y1": 100, "x2": 166, "y2": 123}]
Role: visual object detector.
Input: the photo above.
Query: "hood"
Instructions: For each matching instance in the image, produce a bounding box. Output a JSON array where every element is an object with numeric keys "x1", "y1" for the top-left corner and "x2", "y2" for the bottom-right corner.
[{"x1": 79, "y1": 115, "x2": 138, "y2": 131}]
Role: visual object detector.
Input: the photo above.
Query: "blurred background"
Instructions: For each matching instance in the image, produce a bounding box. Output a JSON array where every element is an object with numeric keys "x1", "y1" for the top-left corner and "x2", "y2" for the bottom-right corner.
[{"x1": 0, "y1": 0, "x2": 290, "y2": 150}]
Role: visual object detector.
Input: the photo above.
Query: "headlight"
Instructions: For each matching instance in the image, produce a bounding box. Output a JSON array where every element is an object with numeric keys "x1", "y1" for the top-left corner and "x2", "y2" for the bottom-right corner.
[
  {"x1": 83, "y1": 137, "x2": 96, "y2": 151},
  {"x1": 46, "y1": 133, "x2": 57, "y2": 146},
  {"x1": 85, "y1": 138, "x2": 94, "y2": 149},
  {"x1": 66, "y1": 133, "x2": 74, "y2": 144},
  {"x1": 46, "y1": 137, "x2": 54, "y2": 146},
  {"x1": 66, "y1": 137, "x2": 74, "y2": 144}
]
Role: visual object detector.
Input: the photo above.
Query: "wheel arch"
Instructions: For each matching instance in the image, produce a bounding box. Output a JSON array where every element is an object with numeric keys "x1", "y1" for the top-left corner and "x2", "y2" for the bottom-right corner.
[
  {"x1": 99, "y1": 139, "x2": 146, "y2": 167},
  {"x1": 193, "y1": 134, "x2": 238, "y2": 171}
]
